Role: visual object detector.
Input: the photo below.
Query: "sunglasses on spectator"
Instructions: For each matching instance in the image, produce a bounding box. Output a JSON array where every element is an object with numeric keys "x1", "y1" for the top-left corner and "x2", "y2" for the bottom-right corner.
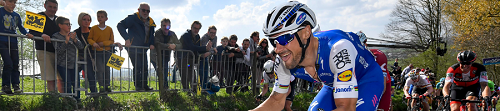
[
  {"x1": 141, "y1": 9, "x2": 150, "y2": 13},
  {"x1": 269, "y1": 26, "x2": 304, "y2": 47},
  {"x1": 164, "y1": 25, "x2": 170, "y2": 30}
]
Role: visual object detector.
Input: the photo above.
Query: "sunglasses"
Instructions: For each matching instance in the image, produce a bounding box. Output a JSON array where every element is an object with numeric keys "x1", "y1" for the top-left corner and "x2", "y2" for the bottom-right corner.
[
  {"x1": 269, "y1": 32, "x2": 297, "y2": 47},
  {"x1": 141, "y1": 9, "x2": 150, "y2": 13},
  {"x1": 61, "y1": 23, "x2": 72, "y2": 26},
  {"x1": 460, "y1": 62, "x2": 472, "y2": 65},
  {"x1": 165, "y1": 25, "x2": 170, "y2": 30},
  {"x1": 269, "y1": 26, "x2": 305, "y2": 47}
]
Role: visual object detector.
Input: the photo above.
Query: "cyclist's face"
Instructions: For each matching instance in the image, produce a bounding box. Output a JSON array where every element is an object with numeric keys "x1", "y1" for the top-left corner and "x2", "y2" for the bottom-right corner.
[
  {"x1": 273, "y1": 25, "x2": 311, "y2": 69},
  {"x1": 460, "y1": 64, "x2": 471, "y2": 72}
]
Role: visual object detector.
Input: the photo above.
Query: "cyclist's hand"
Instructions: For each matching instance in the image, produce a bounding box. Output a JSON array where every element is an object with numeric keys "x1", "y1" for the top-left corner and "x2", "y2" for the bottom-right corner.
[
  {"x1": 406, "y1": 96, "x2": 411, "y2": 99},
  {"x1": 273, "y1": 56, "x2": 292, "y2": 94},
  {"x1": 419, "y1": 95, "x2": 423, "y2": 98}
]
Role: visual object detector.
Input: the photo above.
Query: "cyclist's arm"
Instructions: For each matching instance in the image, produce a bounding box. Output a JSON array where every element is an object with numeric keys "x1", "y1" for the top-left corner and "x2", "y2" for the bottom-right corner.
[
  {"x1": 251, "y1": 88, "x2": 291, "y2": 111},
  {"x1": 403, "y1": 78, "x2": 411, "y2": 97},
  {"x1": 424, "y1": 85, "x2": 434, "y2": 96},
  {"x1": 259, "y1": 84, "x2": 269, "y2": 97},
  {"x1": 333, "y1": 98, "x2": 357, "y2": 111},
  {"x1": 481, "y1": 82, "x2": 491, "y2": 98},
  {"x1": 443, "y1": 82, "x2": 451, "y2": 96}
]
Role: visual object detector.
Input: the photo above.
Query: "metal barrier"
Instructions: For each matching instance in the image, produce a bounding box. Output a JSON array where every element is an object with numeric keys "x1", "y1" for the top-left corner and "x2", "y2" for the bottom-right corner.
[
  {"x1": 0, "y1": 32, "x2": 309, "y2": 98},
  {"x1": 0, "y1": 33, "x2": 81, "y2": 98}
]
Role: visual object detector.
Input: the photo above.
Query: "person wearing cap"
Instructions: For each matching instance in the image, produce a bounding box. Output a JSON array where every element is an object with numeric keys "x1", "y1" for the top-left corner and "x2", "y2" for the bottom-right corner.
[{"x1": 252, "y1": 1, "x2": 384, "y2": 111}]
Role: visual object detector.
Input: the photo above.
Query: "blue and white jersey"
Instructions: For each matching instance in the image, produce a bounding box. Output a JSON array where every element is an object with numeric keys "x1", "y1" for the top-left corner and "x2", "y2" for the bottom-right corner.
[{"x1": 289, "y1": 29, "x2": 382, "y2": 99}]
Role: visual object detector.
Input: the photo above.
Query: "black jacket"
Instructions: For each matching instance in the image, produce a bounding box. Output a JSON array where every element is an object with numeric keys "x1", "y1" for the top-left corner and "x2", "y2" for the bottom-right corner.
[{"x1": 30, "y1": 12, "x2": 60, "y2": 52}]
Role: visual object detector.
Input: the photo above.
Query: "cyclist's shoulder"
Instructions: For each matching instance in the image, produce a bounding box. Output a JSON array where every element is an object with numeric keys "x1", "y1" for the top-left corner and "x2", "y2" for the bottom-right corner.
[
  {"x1": 447, "y1": 63, "x2": 461, "y2": 71},
  {"x1": 471, "y1": 63, "x2": 486, "y2": 70}
]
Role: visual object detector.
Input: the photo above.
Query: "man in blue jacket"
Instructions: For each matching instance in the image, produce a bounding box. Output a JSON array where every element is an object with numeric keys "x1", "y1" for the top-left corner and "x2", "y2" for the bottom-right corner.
[{"x1": 117, "y1": 2, "x2": 155, "y2": 91}]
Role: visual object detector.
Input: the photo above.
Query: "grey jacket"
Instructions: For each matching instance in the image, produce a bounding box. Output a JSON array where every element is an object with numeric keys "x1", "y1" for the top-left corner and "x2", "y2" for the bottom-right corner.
[
  {"x1": 53, "y1": 32, "x2": 85, "y2": 69},
  {"x1": 150, "y1": 29, "x2": 181, "y2": 63},
  {"x1": 200, "y1": 33, "x2": 217, "y2": 55}
]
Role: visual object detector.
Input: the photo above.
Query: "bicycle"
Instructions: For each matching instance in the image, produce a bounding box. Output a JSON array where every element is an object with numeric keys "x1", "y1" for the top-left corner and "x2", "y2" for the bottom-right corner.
[
  {"x1": 450, "y1": 98, "x2": 482, "y2": 111},
  {"x1": 478, "y1": 97, "x2": 492, "y2": 111},
  {"x1": 434, "y1": 96, "x2": 447, "y2": 110},
  {"x1": 407, "y1": 96, "x2": 427, "y2": 111}
]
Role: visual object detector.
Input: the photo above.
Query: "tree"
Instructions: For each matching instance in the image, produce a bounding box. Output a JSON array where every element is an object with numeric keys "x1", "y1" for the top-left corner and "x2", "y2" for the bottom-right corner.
[
  {"x1": 443, "y1": 0, "x2": 500, "y2": 83},
  {"x1": 381, "y1": 0, "x2": 453, "y2": 75}
]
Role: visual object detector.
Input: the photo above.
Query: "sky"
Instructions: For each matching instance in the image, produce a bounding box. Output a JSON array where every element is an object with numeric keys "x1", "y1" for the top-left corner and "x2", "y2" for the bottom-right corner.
[{"x1": 22, "y1": 0, "x2": 399, "y2": 68}]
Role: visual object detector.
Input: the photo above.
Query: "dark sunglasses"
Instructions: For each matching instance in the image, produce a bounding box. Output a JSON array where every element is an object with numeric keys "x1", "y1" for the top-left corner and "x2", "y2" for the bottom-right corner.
[
  {"x1": 460, "y1": 62, "x2": 472, "y2": 65},
  {"x1": 270, "y1": 32, "x2": 297, "y2": 47},
  {"x1": 141, "y1": 9, "x2": 150, "y2": 13}
]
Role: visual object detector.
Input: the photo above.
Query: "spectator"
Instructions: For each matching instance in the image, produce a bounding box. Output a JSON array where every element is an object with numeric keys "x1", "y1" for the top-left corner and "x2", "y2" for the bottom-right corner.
[
  {"x1": 401, "y1": 63, "x2": 414, "y2": 79},
  {"x1": 249, "y1": 31, "x2": 261, "y2": 91},
  {"x1": 52, "y1": 16, "x2": 84, "y2": 101},
  {"x1": 29, "y1": 0, "x2": 63, "y2": 93},
  {"x1": 177, "y1": 21, "x2": 211, "y2": 93},
  {"x1": 213, "y1": 37, "x2": 229, "y2": 87},
  {"x1": 117, "y1": 2, "x2": 156, "y2": 91},
  {"x1": 224, "y1": 35, "x2": 243, "y2": 94},
  {"x1": 151, "y1": 18, "x2": 180, "y2": 89},
  {"x1": 0, "y1": 0, "x2": 34, "y2": 94},
  {"x1": 233, "y1": 38, "x2": 251, "y2": 92},
  {"x1": 73, "y1": 12, "x2": 94, "y2": 93},
  {"x1": 199, "y1": 25, "x2": 217, "y2": 89},
  {"x1": 88, "y1": 10, "x2": 122, "y2": 93},
  {"x1": 256, "y1": 38, "x2": 272, "y2": 74}
]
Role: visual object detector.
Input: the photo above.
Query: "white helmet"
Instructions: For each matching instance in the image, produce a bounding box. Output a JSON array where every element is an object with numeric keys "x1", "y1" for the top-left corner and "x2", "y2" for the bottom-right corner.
[
  {"x1": 263, "y1": 1, "x2": 317, "y2": 37},
  {"x1": 264, "y1": 60, "x2": 274, "y2": 73},
  {"x1": 356, "y1": 31, "x2": 367, "y2": 44}
]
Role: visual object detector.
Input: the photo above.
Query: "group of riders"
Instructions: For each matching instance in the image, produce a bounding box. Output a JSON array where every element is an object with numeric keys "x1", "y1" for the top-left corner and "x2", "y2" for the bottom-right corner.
[{"x1": 394, "y1": 50, "x2": 499, "y2": 111}]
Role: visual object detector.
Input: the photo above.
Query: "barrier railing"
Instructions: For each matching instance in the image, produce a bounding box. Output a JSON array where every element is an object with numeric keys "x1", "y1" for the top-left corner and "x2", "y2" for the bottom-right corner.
[
  {"x1": 0, "y1": 32, "x2": 81, "y2": 98},
  {"x1": 0, "y1": 32, "x2": 316, "y2": 98}
]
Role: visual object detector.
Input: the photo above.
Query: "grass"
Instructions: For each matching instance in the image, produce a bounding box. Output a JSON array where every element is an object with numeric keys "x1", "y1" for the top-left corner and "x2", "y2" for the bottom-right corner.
[
  {"x1": 0, "y1": 77, "x2": 317, "y2": 111},
  {"x1": 14, "y1": 77, "x2": 500, "y2": 111}
]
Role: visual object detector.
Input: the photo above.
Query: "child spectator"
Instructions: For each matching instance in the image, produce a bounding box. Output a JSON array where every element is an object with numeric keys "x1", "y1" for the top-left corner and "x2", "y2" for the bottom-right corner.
[
  {"x1": 87, "y1": 10, "x2": 122, "y2": 93},
  {"x1": 0, "y1": 0, "x2": 34, "y2": 94},
  {"x1": 213, "y1": 36, "x2": 228, "y2": 86},
  {"x1": 52, "y1": 16, "x2": 84, "y2": 101}
]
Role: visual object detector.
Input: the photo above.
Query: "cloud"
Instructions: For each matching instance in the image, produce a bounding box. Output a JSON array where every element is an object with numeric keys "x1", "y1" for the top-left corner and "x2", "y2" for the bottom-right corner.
[
  {"x1": 202, "y1": 16, "x2": 210, "y2": 20},
  {"x1": 56, "y1": 0, "x2": 95, "y2": 22},
  {"x1": 150, "y1": 0, "x2": 201, "y2": 34}
]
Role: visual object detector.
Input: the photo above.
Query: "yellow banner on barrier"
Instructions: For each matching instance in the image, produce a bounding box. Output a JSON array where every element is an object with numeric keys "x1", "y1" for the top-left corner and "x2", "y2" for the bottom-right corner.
[
  {"x1": 24, "y1": 11, "x2": 46, "y2": 33},
  {"x1": 107, "y1": 53, "x2": 125, "y2": 70}
]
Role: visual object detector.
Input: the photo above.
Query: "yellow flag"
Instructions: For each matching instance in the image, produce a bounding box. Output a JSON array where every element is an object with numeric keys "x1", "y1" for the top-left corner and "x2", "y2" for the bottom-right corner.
[
  {"x1": 24, "y1": 11, "x2": 46, "y2": 33},
  {"x1": 107, "y1": 53, "x2": 125, "y2": 70}
]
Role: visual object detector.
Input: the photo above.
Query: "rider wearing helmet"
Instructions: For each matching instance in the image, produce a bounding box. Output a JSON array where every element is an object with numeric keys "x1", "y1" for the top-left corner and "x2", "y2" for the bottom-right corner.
[
  {"x1": 358, "y1": 31, "x2": 392, "y2": 111},
  {"x1": 404, "y1": 69, "x2": 434, "y2": 111},
  {"x1": 256, "y1": 60, "x2": 297, "y2": 111},
  {"x1": 252, "y1": 1, "x2": 384, "y2": 111},
  {"x1": 443, "y1": 50, "x2": 489, "y2": 111}
]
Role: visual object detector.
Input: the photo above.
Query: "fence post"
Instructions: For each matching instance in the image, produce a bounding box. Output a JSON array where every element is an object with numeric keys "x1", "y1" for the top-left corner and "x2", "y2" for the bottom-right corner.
[
  {"x1": 251, "y1": 52, "x2": 258, "y2": 95},
  {"x1": 156, "y1": 48, "x2": 165, "y2": 99}
]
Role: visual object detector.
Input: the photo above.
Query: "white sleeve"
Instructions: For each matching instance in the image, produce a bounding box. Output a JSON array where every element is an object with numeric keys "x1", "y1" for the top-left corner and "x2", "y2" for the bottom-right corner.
[
  {"x1": 405, "y1": 78, "x2": 413, "y2": 87},
  {"x1": 242, "y1": 47, "x2": 250, "y2": 62},
  {"x1": 330, "y1": 39, "x2": 358, "y2": 99},
  {"x1": 262, "y1": 71, "x2": 270, "y2": 84}
]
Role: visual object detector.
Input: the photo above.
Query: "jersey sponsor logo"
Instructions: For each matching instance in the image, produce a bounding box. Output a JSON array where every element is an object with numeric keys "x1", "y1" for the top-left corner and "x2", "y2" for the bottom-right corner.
[
  {"x1": 337, "y1": 68, "x2": 353, "y2": 82},
  {"x1": 319, "y1": 73, "x2": 332, "y2": 77},
  {"x1": 333, "y1": 49, "x2": 351, "y2": 69},
  {"x1": 359, "y1": 56, "x2": 369, "y2": 69},
  {"x1": 346, "y1": 32, "x2": 354, "y2": 41},
  {"x1": 356, "y1": 98, "x2": 364, "y2": 107},
  {"x1": 372, "y1": 94, "x2": 379, "y2": 107},
  {"x1": 335, "y1": 85, "x2": 354, "y2": 93},
  {"x1": 296, "y1": 13, "x2": 307, "y2": 25},
  {"x1": 357, "y1": 44, "x2": 365, "y2": 50}
]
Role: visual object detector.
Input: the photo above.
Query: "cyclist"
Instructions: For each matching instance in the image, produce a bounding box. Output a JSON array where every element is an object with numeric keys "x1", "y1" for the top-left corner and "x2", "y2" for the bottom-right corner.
[
  {"x1": 251, "y1": 1, "x2": 384, "y2": 111},
  {"x1": 482, "y1": 80, "x2": 497, "y2": 110},
  {"x1": 256, "y1": 60, "x2": 297, "y2": 111},
  {"x1": 443, "y1": 50, "x2": 490, "y2": 111},
  {"x1": 404, "y1": 69, "x2": 434, "y2": 111},
  {"x1": 357, "y1": 31, "x2": 391, "y2": 111},
  {"x1": 435, "y1": 77, "x2": 445, "y2": 108},
  {"x1": 492, "y1": 85, "x2": 500, "y2": 108}
]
